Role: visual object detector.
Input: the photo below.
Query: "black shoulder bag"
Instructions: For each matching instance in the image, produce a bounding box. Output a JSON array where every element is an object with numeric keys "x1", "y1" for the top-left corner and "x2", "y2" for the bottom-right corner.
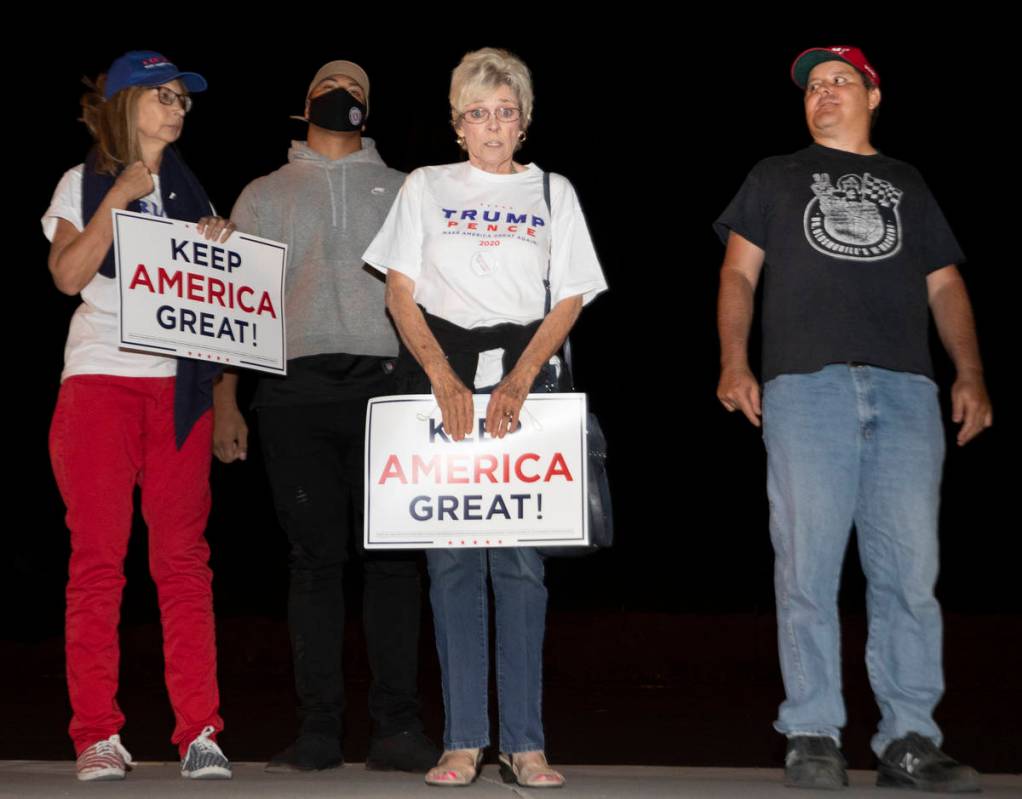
[{"x1": 537, "y1": 171, "x2": 613, "y2": 556}]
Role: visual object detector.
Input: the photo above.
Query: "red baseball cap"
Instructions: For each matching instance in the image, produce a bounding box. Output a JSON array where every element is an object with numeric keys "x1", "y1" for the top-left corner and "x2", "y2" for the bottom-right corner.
[{"x1": 791, "y1": 46, "x2": 880, "y2": 89}]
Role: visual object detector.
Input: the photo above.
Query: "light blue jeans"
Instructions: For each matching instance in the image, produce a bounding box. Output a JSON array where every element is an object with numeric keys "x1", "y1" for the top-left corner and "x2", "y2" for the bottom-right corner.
[
  {"x1": 762, "y1": 364, "x2": 946, "y2": 756},
  {"x1": 426, "y1": 547, "x2": 547, "y2": 753}
]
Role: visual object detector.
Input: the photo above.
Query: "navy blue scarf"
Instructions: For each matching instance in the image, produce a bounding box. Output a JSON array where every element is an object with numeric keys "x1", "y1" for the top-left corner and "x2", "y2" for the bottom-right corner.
[{"x1": 82, "y1": 146, "x2": 222, "y2": 448}]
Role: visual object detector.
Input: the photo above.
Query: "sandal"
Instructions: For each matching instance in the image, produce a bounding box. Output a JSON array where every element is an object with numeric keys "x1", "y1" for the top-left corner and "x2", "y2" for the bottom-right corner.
[
  {"x1": 424, "y1": 749, "x2": 482, "y2": 787},
  {"x1": 498, "y1": 751, "x2": 565, "y2": 789}
]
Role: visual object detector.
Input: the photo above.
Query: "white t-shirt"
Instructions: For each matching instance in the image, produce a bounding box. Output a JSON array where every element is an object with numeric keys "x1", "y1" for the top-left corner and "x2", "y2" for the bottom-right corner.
[
  {"x1": 43, "y1": 164, "x2": 177, "y2": 380},
  {"x1": 362, "y1": 161, "x2": 607, "y2": 386}
]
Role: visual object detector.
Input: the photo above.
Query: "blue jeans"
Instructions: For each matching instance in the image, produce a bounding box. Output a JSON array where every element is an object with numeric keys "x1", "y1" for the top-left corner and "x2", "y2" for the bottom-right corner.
[
  {"x1": 762, "y1": 364, "x2": 945, "y2": 756},
  {"x1": 426, "y1": 547, "x2": 547, "y2": 753}
]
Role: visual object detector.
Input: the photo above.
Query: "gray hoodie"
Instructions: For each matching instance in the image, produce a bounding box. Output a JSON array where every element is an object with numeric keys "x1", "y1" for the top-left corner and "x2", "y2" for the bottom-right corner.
[{"x1": 231, "y1": 138, "x2": 405, "y2": 360}]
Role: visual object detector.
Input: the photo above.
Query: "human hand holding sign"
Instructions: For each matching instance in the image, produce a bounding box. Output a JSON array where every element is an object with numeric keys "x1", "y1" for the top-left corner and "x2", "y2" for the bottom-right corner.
[
  {"x1": 196, "y1": 215, "x2": 236, "y2": 243},
  {"x1": 485, "y1": 368, "x2": 532, "y2": 439},
  {"x1": 432, "y1": 366, "x2": 474, "y2": 442}
]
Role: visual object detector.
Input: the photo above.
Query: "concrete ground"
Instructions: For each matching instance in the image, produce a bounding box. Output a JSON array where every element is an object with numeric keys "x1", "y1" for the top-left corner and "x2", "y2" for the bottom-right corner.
[
  {"x1": 6, "y1": 614, "x2": 1021, "y2": 774},
  {"x1": 1, "y1": 763, "x2": 1020, "y2": 798}
]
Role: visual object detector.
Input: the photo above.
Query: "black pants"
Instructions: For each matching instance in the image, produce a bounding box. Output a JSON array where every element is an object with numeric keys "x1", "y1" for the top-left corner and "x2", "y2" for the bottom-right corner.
[{"x1": 258, "y1": 399, "x2": 423, "y2": 739}]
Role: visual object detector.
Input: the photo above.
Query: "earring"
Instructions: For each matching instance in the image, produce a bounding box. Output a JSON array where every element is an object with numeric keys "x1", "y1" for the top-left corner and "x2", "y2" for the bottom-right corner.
[
  {"x1": 456, "y1": 135, "x2": 466, "y2": 149},
  {"x1": 518, "y1": 131, "x2": 527, "y2": 143}
]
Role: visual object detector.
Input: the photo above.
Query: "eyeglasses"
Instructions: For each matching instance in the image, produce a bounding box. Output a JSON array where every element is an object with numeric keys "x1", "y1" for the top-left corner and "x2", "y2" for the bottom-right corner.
[
  {"x1": 152, "y1": 85, "x2": 192, "y2": 113},
  {"x1": 460, "y1": 106, "x2": 521, "y2": 125}
]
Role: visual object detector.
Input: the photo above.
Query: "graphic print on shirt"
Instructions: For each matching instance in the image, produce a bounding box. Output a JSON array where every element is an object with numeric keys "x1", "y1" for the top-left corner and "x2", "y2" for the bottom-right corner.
[
  {"x1": 137, "y1": 198, "x2": 166, "y2": 218},
  {"x1": 803, "y1": 172, "x2": 902, "y2": 261},
  {"x1": 441, "y1": 204, "x2": 545, "y2": 278}
]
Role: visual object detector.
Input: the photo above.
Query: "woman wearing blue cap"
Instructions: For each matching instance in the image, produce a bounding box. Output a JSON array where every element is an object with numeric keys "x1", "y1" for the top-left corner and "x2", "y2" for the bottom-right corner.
[{"x1": 42, "y1": 50, "x2": 232, "y2": 781}]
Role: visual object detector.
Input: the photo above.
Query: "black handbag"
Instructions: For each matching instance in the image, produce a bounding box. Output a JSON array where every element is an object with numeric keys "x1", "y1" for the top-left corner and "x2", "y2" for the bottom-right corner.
[{"x1": 536, "y1": 171, "x2": 613, "y2": 557}]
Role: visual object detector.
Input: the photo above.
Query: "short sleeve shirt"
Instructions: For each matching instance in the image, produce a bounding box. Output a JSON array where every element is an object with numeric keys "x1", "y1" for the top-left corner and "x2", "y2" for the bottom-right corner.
[
  {"x1": 715, "y1": 143, "x2": 964, "y2": 381},
  {"x1": 363, "y1": 161, "x2": 607, "y2": 329},
  {"x1": 43, "y1": 165, "x2": 177, "y2": 380}
]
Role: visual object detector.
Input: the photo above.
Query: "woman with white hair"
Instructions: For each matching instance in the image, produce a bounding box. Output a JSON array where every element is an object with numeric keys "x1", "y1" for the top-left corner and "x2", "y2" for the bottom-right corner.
[{"x1": 363, "y1": 47, "x2": 607, "y2": 788}]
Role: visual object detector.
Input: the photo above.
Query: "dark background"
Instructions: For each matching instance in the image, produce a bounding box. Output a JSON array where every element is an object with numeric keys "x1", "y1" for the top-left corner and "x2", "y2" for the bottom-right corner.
[{"x1": 6, "y1": 22, "x2": 1019, "y2": 772}]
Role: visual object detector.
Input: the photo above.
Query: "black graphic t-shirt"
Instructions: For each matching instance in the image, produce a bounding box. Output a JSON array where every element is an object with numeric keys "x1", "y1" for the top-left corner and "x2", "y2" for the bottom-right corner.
[{"x1": 715, "y1": 143, "x2": 964, "y2": 382}]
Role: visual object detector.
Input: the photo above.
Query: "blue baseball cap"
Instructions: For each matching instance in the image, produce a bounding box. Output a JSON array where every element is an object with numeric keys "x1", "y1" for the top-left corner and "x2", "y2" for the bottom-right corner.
[{"x1": 104, "y1": 50, "x2": 207, "y2": 99}]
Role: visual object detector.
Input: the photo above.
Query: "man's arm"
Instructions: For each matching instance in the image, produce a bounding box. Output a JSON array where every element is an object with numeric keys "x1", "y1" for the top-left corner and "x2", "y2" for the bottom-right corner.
[
  {"x1": 213, "y1": 371, "x2": 248, "y2": 463},
  {"x1": 717, "y1": 231, "x2": 766, "y2": 427},
  {"x1": 210, "y1": 188, "x2": 263, "y2": 463},
  {"x1": 927, "y1": 265, "x2": 992, "y2": 446}
]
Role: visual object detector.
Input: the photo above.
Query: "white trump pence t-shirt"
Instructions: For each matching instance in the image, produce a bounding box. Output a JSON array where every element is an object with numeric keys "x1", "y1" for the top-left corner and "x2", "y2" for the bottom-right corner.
[{"x1": 363, "y1": 162, "x2": 606, "y2": 387}]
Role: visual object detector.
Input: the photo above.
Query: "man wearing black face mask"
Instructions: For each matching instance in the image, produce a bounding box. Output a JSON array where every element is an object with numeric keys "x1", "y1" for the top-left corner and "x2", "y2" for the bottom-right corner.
[{"x1": 213, "y1": 60, "x2": 437, "y2": 774}]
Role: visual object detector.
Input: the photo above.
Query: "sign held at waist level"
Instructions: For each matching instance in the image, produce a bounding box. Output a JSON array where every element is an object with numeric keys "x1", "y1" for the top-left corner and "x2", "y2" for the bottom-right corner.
[{"x1": 365, "y1": 393, "x2": 589, "y2": 549}]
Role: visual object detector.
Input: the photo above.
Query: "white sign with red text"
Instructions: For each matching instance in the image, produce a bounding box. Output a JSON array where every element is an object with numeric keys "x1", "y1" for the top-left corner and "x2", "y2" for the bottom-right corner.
[
  {"x1": 365, "y1": 394, "x2": 588, "y2": 549},
  {"x1": 114, "y1": 210, "x2": 287, "y2": 374}
]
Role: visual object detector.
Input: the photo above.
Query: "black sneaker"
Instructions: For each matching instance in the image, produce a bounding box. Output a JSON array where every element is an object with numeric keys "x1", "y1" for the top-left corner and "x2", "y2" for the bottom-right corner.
[
  {"x1": 265, "y1": 734, "x2": 344, "y2": 773},
  {"x1": 366, "y1": 730, "x2": 440, "y2": 773},
  {"x1": 784, "y1": 735, "x2": 849, "y2": 790},
  {"x1": 877, "y1": 733, "x2": 981, "y2": 793}
]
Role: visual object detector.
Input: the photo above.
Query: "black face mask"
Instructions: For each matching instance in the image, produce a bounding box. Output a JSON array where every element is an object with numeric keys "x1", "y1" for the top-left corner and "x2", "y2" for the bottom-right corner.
[{"x1": 307, "y1": 88, "x2": 367, "y2": 132}]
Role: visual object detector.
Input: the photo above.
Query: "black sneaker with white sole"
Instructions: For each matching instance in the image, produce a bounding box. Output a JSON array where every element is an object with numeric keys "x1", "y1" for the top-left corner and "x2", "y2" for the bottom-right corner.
[
  {"x1": 877, "y1": 733, "x2": 980, "y2": 793},
  {"x1": 784, "y1": 735, "x2": 849, "y2": 790}
]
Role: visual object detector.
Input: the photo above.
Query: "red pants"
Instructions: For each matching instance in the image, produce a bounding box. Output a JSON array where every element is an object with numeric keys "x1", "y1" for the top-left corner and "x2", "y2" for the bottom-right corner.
[{"x1": 49, "y1": 375, "x2": 223, "y2": 756}]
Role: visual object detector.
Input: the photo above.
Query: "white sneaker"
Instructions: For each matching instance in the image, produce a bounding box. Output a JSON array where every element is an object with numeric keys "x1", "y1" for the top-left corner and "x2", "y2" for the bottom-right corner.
[
  {"x1": 181, "y1": 725, "x2": 232, "y2": 779},
  {"x1": 76, "y1": 734, "x2": 133, "y2": 781}
]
